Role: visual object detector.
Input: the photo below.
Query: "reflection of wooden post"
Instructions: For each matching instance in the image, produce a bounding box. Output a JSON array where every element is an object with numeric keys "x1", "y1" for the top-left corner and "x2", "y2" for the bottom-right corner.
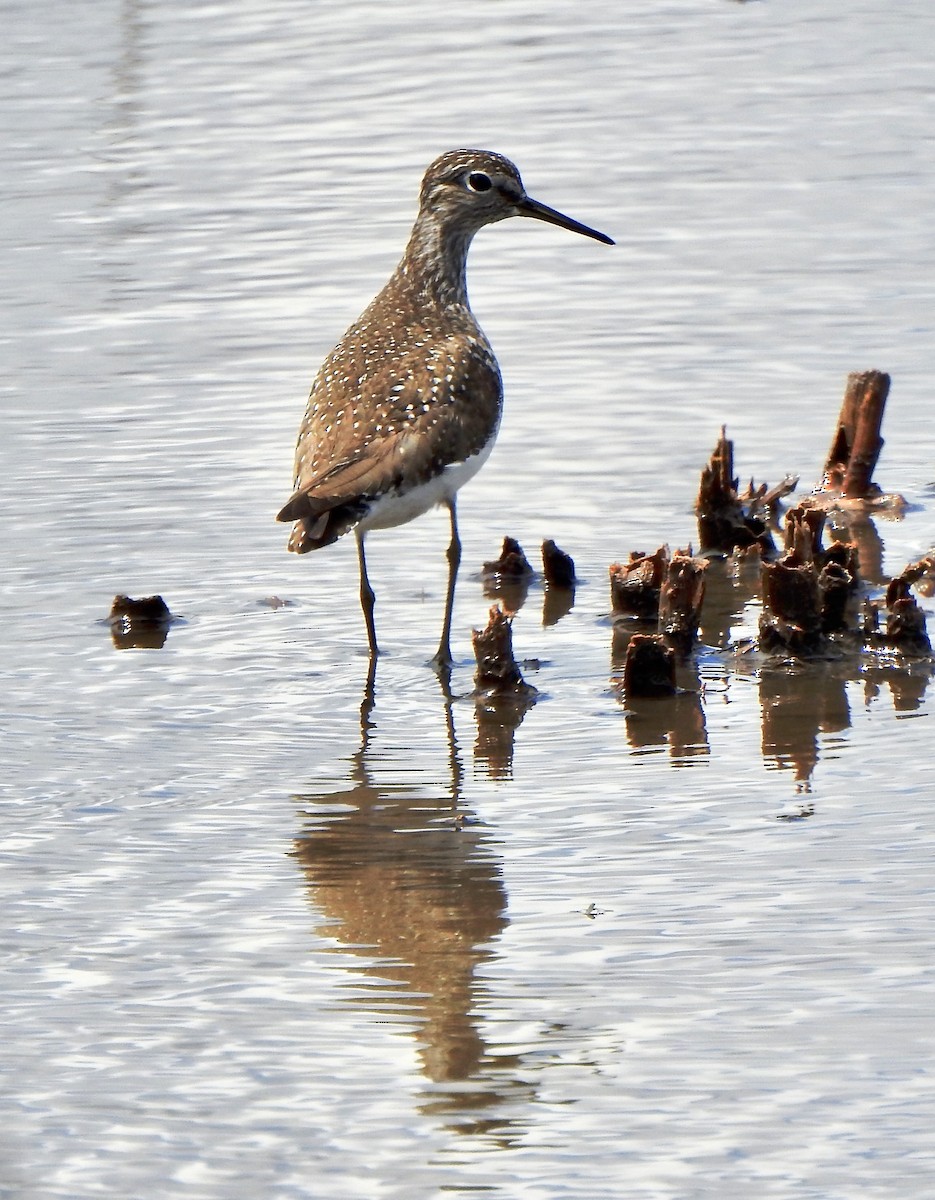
[{"x1": 822, "y1": 370, "x2": 890, "y2": 497}]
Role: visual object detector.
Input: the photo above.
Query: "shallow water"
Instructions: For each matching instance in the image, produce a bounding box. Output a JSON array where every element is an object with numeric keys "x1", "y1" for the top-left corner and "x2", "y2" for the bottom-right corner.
[{"x1": 3, "y1": 1, "x2": 935, "y2": 1196}]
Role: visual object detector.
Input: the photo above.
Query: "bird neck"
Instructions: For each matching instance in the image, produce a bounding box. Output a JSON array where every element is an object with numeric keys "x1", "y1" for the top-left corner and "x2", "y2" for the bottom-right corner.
[{"x1": 397, "y1": 213, "x2": 477, "y2": 311}]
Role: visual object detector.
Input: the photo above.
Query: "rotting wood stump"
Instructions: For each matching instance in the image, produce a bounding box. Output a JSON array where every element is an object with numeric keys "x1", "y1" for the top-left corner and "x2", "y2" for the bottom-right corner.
[
  {"x1": 862, "y1": 556, "x2": 935, "y2": 656},
  {"x1": 758, "y1": 505, "x2": 860, "y2": 653},
  {"x1": 108, "y1": 594, "x2": 173, "y2": 650},
  {"x1": 481, "y1": 536, "x2": 534, "y2": 582},
  {"x1": 481, "y1": 536, "x2": 535, "y2": 612},
  {"x1": 622, "y1": 633, "x2": 677, "y2": 698},
  {"x1": 696, "y1": 428, "x2": 796, "y2": 556},
  {"x1": 472, "y1": 603, "x2": 538, "y2": 697},
  {"x1": 821, "y1": 370, "x2": 890, "y2": 498},
  {"x1": 541, "y1": 539, "x2": 576, "y2": 589},
  {"x1": 609, "y1": 547, "x2": 669, "y2": 619},
  {"x1": 659, "y1": 550, "x2": 708, "y2": 655}
]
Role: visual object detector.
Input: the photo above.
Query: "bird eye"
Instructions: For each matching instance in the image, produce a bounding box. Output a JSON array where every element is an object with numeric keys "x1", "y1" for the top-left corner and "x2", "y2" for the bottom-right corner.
[{"x1": 465, "y1": 171, "x2": 493, "y2": 193}]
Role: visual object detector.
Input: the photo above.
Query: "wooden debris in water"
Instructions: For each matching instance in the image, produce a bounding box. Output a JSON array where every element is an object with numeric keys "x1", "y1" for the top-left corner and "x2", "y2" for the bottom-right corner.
[
  {"x1": 481, "y1": 536, "x2": 534, "y2": 582},
  {"x1": 609, "y1": 546, "x2": 668, "y2": 619},
  {"x1": 108, "y1": 594, "x2": 173, "y2": 650},
  {"x1": 541, "y1": 539, "x2": 576, "y2": 589},
  {"x1": 659, "y1": 549, "x2": 708, "y2": 654},
  {"x1": 758, "y1": 505, "x2": 859, "y2": 653},
  {"x1": 696, "y1": 428, "x2": 795, "y2": 555},
  {"x1": 821, "y1": 370, "x2": 890, "y2": 498},
  {"x1": 622, "y1": 633, "x2": 677, "y2": 697},
  {"x1": 472, "y1": 604, "x2": 537, "y2": 697},
  {"x1": 862, "y1": 556, "x2": 935, "y2": 656},
  {"x1": 541, "y1": 539, "x2": 577, "y2": 625},
  {"x1": 481, "y1": 535, "x2": 534, "y2": 612}
]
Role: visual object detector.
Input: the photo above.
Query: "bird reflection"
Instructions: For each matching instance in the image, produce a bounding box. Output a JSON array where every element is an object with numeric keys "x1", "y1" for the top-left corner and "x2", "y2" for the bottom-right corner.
[{"x1": 292, "y1": 670, "x2": 530, "y2": 1132}]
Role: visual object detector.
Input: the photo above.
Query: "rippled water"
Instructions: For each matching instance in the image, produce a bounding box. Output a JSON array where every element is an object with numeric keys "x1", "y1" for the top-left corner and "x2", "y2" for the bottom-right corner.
[{"x1": 4, "y1": 1, "x2": 935, "y2": 1196}]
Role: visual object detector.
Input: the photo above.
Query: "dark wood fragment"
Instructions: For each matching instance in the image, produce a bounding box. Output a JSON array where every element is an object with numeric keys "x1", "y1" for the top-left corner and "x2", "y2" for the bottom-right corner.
[
  {"x1": 472, "y1": 604, "x2": 537, "y2": 696},
  {"x1": 758, "y1": 505, "x2": 859, "y2": 651},
  {"x1": 868, "y1": 556, "x2": 935, "y2": 655},
  {"x1": 659, "y1": 551, "x2": 708, "y2": 654},
  {"x1": 541, "y1": 539, "x2": 576, "y2": 589},
  {"x1": 481, "y1": 536, "x2": 534, "y2": 581},
  {"x1": 817, "y1": 561, "x2": 853, "y2": 633},
  {"x1": 108, "y1": 594, "x2": 173, "y2": 649},
  {"x1": 609, "y1": 547, "x2": 668, "y2": 618},
  {"x1": 622, "y1": 633, "x2": 677, "y2": 697},
  {"x1": 696, "y1": 428, "x2": 789, "y2": 555},
  {"x1": 821, "y1": 370, "x2": 890, "y2": 498},
  {"x1": 110, "y1": 594, "x2": 171, "y2": 624},
  {"x1": 885, "y1": 597, "x2": 931, "y2": 655},
  {"x1": 759, "y1": 558, "x2": 824, "y2": 655},
  {"x1": 481, "y1": 536, "x2": 534, "y2": 613}
]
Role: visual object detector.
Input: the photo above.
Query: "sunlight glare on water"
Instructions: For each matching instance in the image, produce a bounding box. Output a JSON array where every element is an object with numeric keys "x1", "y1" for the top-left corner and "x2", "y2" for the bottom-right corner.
[{"x1": 3, "y1": 1, "x2": 935, "y2": 1197}]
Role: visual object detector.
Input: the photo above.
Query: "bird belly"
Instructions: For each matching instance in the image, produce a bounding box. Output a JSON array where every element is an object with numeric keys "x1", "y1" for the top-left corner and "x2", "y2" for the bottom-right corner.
[{"x1": 360, "y1": 435, "x2": 496, "y2": 533}]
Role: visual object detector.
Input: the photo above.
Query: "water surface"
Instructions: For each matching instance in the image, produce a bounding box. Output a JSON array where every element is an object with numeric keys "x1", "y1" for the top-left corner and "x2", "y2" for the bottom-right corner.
[{"x1": 3, "y1": 1, "x2": 935, "y2": 1196}]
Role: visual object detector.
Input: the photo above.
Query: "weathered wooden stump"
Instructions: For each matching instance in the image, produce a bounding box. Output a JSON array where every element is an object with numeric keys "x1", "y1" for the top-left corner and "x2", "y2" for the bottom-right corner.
[
  {"x1": 659, "y1": 550, "x2": 708, "y2": 654},
  {"x1": 861, "y1": 556, "x2": 935, "y2": 655},
  {"x1": 821, "y1": 370, "x2": 890, "y2": 497},
  {"x1": 482, "y1": 536, "x2": 534, "y2": 582},
  {"x1": 696, "y1": 428, "x2": 793, "y2": 555},
  {"x1": 609, "y1": 547, "x2": 668, "y2": 619},
  {"x1": 472, "y1": 604, "x2": 537, "y2": 696},
  {"x1": 481, "y1": 536, "x2": 534, "y2": 612},
  {"x1": 108, "y1": 594, "x2": 173, "y2": 650},
  {"x1": 622, "y1": 633, "x2": 677, "y2": 697},
  {"x1": 541, "y1": 539, "x2": 576, "y2": 589}
]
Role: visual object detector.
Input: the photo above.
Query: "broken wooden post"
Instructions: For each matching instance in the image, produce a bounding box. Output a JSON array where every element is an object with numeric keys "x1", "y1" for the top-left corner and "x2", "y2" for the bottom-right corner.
[
  {"x1": 659, "y1": 549, "x2": 708, "y2": 654},
  {"x1": 821, "y1": 370, "x2": 890, "y2": 497},
  {"x1": 622, "y1": 633, "x2": 677, "y2": 697},
  {"x1": 695, "y1": 428, "x2": 793, "y2": 555},
  {"x1": 758, "y1": 503, "x2": 860, "y2": 653},
  {"x1": 862, "y1": 556, "x2": 935, "y2": 655},
  {"x1": 759, "y1": 557, "x2": 824, "y2": 655},
  {"x1": 481, "y1": 536, "x2": 534, "y2": 612},
  {"x1": 541, "y1": 539, "x2": 576, "y2": 589},
  {"x1": 609, "y1": 546, "x2": 668, "y2": 619},
  {"x1": 541, "y1": 540, "x2": 576, "y2": 626},
  {"x1": 472, "y1": 604, "x2": 537, "y2": 696},
  {"x1": 108, "y1": 594, "x2": 173, "y2": 650}
]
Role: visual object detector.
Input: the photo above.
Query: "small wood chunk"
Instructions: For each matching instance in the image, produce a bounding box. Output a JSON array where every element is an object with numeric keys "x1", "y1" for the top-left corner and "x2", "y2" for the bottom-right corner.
[
  {"x1": 659, "y1": 550, "x2": 708, "y2": 653},
  {"x1": 622, "y1": 633, "x2": 677, "y2": 697},
  {"x1": 875, "y1": 557, "x2": 935, "y2": 655},
  {"x1": 481, "y1": 536, "x2": 534, "y2": 581},
  {"x1": 759, "y1": 558, "x2": 824, "y2": 655},
  {"x1": 609, "y1": 547, "x2": 668, "y2": 618},
  {"x1": 817, "y1": 561, "x2": 853, "y2": 633},
  {"x1": 108, "y1": 594, "x2": 173, "y2": 650},
  {"x1": 472, "y1": 604, "x2": 537, "y2": 696},
  {"x1": 696, "y1": 428, "x2": 786, "y2": 555},
  {"x1": 541, "y1": 539, "x2": 576, "y2": 589},
  {"x1": 758, "y1": 504, "x2": 859, "y2": 652},
  {"x1": 821, "y1": 370, "x2": 890, "y2": 498}
]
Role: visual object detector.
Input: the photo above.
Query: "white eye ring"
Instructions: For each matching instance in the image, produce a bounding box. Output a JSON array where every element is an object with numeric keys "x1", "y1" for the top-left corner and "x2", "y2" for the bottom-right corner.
[{"x1": 465, "y1": 171, "x2": 493, "y2": 193}]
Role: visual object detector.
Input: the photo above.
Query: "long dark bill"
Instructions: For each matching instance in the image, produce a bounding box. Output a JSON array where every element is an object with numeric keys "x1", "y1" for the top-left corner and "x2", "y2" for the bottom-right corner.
[{"x1": 517, "y1": 195, "x2": 614, "y2": 246}]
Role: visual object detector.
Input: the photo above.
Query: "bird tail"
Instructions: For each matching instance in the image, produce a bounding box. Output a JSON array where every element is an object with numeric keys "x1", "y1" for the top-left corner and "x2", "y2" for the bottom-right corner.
[{"x1": 277, "y1": 491, "x2": 367, "y2": 554}]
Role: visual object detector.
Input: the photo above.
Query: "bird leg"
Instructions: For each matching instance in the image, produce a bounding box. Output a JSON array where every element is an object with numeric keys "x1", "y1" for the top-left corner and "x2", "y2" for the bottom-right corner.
[
  {"x1": 432, "y1": 498, "x2": 461, "y2": 670},
  {"x1": 356, "y1": 531, "x2": 379, "y2": 659}
]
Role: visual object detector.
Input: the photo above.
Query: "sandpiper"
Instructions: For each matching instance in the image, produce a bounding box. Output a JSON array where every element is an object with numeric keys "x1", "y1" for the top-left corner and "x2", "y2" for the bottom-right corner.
[{"x1": 277, "y1": 149, "x2": 613, "y2": 666}]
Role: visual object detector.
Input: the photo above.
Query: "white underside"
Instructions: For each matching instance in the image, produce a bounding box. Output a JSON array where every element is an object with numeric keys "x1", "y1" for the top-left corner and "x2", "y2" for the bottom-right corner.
[{"x1": 358, "y1": 437, "x2": 496, "y2": 533}]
